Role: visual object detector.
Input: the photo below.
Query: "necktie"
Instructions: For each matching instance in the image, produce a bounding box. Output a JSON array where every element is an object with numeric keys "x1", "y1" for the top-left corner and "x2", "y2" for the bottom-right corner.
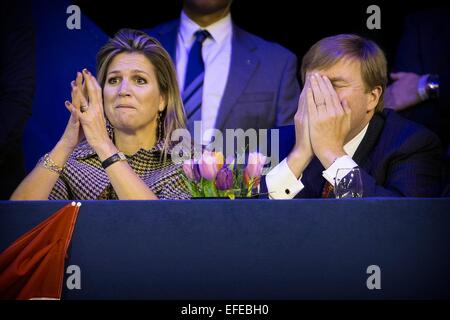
[
  {"x1": 321, "y1": 180, "x2": 335, "y2": 198},
  {"x1": 183, "y1": 29, "x2": 210, "y2": 136}
]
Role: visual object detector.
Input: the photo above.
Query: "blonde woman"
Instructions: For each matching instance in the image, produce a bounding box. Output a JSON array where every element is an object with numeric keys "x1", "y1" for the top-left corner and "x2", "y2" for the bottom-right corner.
[{"x1": 11, "y1": 29, "x2": 189, "y2": 200}]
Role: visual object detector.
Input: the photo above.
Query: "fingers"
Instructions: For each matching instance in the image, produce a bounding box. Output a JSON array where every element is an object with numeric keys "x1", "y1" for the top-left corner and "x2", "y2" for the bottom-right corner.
[
  {"x1": 306, "y1": 87, "x2": 318, "y2": 121},
  {"x1": 297, "y1": 75, "x2": 311, "y2": 120},
  {"x1": 322, "y1": 76, "x2": 342, "y2": 114},
  {"x1": 76, "y1": 71, "x2": 83, "y2": 87},
  {"x1": 310, "y1": 74, "x2": 328, "y2": 114},
  {"x1": 71, "y1": 84, "x2": 82, "y2": 110},
  {"x1": 65, "y1": 100, "x2": 79, "y2": 123},
  {"x1": 82, "y1": 69, "x2": 102, "y2": 112},
  {"x1": 316, "y1": 74, "x2": 334, "y2": 113}
]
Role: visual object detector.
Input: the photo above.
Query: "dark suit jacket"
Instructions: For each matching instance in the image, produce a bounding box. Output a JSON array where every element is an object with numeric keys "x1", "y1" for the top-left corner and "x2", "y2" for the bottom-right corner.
[
  {"x1": 394, "y1": 7, "x2": 450, "y2": 148},
  {"x1": 144, "y1": 20, "x2": 300, "y2": 132},
  {"x1": 268, "y1": 109, "x2": 442, "y2": 197}
]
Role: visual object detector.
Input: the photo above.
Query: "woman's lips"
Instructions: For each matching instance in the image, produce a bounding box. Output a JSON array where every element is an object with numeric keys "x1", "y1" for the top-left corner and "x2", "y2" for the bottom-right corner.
[{"x1": 116, "y1": 104, "x2": 135, "y2": 109}]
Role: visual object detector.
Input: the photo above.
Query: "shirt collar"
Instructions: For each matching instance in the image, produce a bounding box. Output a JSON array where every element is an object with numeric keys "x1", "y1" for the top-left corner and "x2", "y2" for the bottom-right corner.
[
  {"x1": 179, "y1": 10, "x2": 232, "y2": 47},
  {"x1": 343, "y1": 123, "x2": 369, "y2": 157}
]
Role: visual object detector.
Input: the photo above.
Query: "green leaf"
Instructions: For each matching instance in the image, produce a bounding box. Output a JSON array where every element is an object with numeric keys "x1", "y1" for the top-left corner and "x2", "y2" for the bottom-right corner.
[
  {"x1": 202, "y1": 179, "x2": 218, "y2": 197},
  {"x1": 181, "y1": 174, "x2": 202, "y2": 197}
]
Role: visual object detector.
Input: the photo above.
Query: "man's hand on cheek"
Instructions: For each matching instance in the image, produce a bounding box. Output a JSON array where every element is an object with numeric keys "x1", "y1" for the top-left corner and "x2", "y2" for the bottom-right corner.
[{"x1": 307, "y1": 73, "x2": 352, "y2": 169}]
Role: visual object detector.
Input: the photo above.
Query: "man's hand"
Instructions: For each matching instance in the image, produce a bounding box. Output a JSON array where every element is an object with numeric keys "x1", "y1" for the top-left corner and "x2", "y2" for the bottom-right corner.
[
  {"x1": 286, "y1": 76, "x2": 314, "y2": 178},
  {"x1": 308, "y1": 73, "x2": 351, "y2": 169},
  {"x1": 384, "y1": 72, "x2": 422, "y2": 111}
]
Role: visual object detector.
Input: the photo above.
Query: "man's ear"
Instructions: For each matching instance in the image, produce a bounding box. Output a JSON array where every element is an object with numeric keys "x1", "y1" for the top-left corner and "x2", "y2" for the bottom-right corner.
[{"x1": 367, "y1": 85, "x2": 382, "y2": 113}]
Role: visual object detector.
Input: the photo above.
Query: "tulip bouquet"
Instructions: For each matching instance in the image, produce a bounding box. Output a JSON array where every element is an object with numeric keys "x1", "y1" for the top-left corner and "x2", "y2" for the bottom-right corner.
[{"x1": 182, "y1": 150, "x2": 267, "y2": 199}]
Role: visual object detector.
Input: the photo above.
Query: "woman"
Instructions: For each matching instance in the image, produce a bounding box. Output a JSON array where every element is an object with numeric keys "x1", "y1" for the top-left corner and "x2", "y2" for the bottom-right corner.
[{"x1": 11, "y1": 29, "x2": 190, "y2": 200}]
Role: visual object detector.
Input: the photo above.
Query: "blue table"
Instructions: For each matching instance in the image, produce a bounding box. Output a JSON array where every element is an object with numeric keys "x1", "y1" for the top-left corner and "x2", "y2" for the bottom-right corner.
[{"x1": 1, "y1": 199, "x2": 449, "y2": 299}]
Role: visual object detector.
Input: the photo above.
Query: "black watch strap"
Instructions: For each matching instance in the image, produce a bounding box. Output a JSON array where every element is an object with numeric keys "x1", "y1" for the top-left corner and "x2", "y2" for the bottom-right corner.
[{"x1": 102, "y1": 152, "x2": 126, "y2": 169}]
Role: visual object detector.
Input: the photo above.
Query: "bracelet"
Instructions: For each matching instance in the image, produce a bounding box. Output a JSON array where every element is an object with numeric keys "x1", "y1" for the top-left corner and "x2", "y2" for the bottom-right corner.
[
  {"x1": 41, "y1": 153, "x2": 64, "y2": 174},
  {"x1": 101, "y1": 152, "x2": 127, "y2": 169}
]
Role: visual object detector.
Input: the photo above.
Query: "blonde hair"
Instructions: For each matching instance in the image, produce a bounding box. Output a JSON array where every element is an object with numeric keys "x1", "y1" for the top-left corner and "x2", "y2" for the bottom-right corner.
[
  {"x1": 96, "y1": 28, "x2": 186, "y2": 158},
  {"x1": 301, "y1": 34, "x2": 387, "y2": 112}
]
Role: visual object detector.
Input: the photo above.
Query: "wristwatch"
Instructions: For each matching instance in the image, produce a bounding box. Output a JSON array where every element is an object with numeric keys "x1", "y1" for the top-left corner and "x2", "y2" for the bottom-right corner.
[
  {"x1": 418, "y1": 74, "x2": 440, "y2": 100},
  {"x1": 101, "y1": 152, "x2": 127, "y2": 169}
]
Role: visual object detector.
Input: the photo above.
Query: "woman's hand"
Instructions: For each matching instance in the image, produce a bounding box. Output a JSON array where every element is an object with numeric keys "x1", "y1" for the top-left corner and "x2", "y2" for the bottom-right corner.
[
  {"x1": 58, "y1": 72, "x2": 86, "y2": 152},
  {"x1": 66, "y1": 69, "x2": 117, "y2": 160}
]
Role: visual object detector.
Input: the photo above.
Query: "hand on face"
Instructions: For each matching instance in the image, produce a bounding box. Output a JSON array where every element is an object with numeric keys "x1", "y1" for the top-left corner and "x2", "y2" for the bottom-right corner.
[
  {"x1": 292, "y1": 75, "x2": 313, "y2": 159},
  {"x1": 307, "y1": 73, "x2": 351, "y2": 168}
]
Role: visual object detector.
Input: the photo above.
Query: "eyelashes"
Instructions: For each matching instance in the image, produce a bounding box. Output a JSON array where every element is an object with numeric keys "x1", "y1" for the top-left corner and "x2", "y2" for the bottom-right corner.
[{"x1": 106, "y1": 76, "x2": 148, "y2": 85}]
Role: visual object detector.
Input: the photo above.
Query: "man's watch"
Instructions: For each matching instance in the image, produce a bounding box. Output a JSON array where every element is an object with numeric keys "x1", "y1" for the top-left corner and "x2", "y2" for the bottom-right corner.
[
  {"x1": 101, "y1": 152, "x2": 127, "y2": 169},
  {"x1": 418, "y1": 74, "x2": 440, "y2": 100}
]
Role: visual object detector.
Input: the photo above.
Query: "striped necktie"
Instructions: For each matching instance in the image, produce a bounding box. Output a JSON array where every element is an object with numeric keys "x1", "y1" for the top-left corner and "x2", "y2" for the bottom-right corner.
[{"x1": 182, "y1": 29, "x2": 210, "y2": 136}]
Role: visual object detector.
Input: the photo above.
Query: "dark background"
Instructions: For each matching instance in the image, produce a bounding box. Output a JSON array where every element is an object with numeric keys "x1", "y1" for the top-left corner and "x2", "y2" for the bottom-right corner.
[
  {"x1": 73, "y1": 0, "x2": 449, "y2": 74},
  {"x1": 1, "y1": 0, "x2": 449, "y2": 192}
]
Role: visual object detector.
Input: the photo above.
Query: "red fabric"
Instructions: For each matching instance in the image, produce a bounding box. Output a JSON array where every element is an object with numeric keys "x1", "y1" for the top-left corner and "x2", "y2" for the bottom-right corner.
[
  {"x1": 0, "y1": 203, "x2": 80, "y2": 300},
  {"x1": 321, "y1": 181, "x2": 334, "y2": 198}
]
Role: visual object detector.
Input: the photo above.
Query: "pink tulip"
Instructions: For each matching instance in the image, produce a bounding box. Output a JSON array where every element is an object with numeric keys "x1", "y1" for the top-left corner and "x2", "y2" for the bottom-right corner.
[
  {"x1": 244, "y1": 152, "x2": 267, "y2": 179},
  {"x1": 182, "y1": 159, "x2": 201, "y2": 182},
  {"x1": 198, "y1": 150, "x2": 224, "y2": 180}
]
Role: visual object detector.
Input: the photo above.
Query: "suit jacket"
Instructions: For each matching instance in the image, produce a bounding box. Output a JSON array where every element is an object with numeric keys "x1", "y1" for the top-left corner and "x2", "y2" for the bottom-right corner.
[
  {"x1": 144, "y1": 20, "x2": 300, "y2": 132},
  {"x1": 267, "y1": 109, "x2": 442, "y2": 197},
  {"x1": 394, "y1": 7, "x2": 450, "y2": 147}
]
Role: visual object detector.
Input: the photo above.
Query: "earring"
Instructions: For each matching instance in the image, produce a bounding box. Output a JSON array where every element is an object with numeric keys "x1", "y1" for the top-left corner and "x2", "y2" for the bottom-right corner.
[{"x1": 157, "y1": 111, "x2": 163, "y2": 140}]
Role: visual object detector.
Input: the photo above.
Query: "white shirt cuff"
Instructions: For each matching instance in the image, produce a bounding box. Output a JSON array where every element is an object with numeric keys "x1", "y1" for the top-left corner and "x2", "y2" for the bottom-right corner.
[
  {"x1": 266, "y1": 158, "x2": 304, "y2": 199},
  {"x1": 322, "y1": 155, "x2": 358, "y2": 185}
]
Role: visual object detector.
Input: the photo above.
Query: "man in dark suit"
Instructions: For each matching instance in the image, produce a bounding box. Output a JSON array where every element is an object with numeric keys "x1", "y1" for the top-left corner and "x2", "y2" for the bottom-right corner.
[
  {"x1": 144, "y1": 0, "x2": 299, "y2": 149},
  {"x1": 383, "y1": 7, "x2": 450, "y2": 196},
  {"x1": 265, "y1": 34, "x2": 442, "y2": 198},
  {"x1": 384, "y1": 7, "x2": 449, "y2": 150}
]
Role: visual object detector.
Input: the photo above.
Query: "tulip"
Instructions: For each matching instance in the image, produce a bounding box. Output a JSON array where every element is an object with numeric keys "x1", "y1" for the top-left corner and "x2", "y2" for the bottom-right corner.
[
  {"x1": 244, "y1": 152, "x2": 267, "y2": 179},
  {"x1": 198, "y1": 150, "x2": 224, "y2": 180},
  {"x1": 215, "y1": 167, "x2": 234, "y2": 190},
  {"x1": 182, "y1": 159, "x2": 201, "y2": 182}
]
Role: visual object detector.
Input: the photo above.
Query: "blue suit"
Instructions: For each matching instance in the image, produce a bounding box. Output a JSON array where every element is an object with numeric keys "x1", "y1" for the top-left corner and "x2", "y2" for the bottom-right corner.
[
  {"x1": 144, "y1": 20, "x2": 300, "y2": 132},
  {"x1": 264, "y1": 109, "x2": 443, "y2": 198}
]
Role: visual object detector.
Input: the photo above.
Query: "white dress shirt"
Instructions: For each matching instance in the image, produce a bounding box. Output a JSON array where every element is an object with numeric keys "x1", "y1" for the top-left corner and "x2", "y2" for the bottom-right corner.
[
  {"x1": 266, "y1": 124, "x2": 369, "y2": 199},
  {"x1": 176, "y1": 11, "x2": 232, "y2": 143}
]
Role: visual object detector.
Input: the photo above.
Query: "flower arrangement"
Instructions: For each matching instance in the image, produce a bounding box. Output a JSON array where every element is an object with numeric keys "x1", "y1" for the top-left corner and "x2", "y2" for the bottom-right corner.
[{"x1": 182, "y1": 150, "x2": 267, "y2": 199}]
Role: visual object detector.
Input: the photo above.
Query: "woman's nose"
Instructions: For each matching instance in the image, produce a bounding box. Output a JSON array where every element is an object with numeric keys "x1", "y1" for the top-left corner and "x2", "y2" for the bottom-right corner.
[{"x1": 118, "y1": 80, "x2": 131, "y2": 97}]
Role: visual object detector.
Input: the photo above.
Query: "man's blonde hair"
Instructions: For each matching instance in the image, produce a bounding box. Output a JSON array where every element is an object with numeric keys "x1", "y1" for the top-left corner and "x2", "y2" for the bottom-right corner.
[{"x1": 301, "y1": 34, "x2": 387, "y2": 112}]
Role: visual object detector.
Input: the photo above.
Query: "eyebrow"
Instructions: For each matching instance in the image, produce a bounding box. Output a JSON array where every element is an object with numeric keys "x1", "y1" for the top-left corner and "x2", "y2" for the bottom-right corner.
[
  {"x1": 328, "y1": 76, "x2": 348, "y2": 83},
  {"x1": 107, "y1": 69, "x2": 151, "y2": 76}
]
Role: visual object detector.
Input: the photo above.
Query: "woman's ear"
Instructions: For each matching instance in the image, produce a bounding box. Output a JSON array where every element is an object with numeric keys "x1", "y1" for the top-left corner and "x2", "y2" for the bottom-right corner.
[
  {"x1": 367, "y1": 85, "x2": 382, "y2": 113},
  {"x1": 158, "y1": 94, "x2": 166, "y2": 112}
]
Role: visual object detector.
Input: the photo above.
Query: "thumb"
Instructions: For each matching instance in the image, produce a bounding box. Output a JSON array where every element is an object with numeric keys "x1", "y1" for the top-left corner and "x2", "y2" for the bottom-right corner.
[{"x1": 65, "y1": 101, "x2": 79, "y2": 123}]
